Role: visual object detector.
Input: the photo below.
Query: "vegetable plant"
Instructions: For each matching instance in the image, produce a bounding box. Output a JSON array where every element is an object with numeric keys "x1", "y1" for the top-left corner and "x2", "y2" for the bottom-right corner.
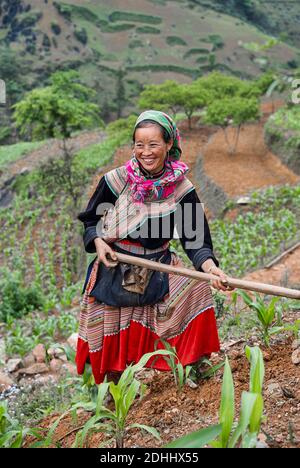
[
  {"x1": 154, "y1": 338, "x2": 192, "y2": 392},
  {"x1": 165, "y1": 346, "x2": 265, "y2": 448},
  {"x1": 39, "y1": 349, "x2": 175, "y2": 448},
  {"x1": 237, "y1": 290, "x2": 283, "y2": 346}
]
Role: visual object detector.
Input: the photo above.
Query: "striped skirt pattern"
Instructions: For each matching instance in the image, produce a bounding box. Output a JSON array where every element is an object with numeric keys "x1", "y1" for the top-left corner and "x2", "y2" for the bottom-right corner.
[{"x1": 76, "y1": 248, "x2": 220, "y2": 384}]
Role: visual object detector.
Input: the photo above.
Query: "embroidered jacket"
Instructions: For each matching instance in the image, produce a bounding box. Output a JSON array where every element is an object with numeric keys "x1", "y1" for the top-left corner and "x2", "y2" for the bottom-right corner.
[{"x1": 77, "y1": 169, "x2": 219, "y2": 272}]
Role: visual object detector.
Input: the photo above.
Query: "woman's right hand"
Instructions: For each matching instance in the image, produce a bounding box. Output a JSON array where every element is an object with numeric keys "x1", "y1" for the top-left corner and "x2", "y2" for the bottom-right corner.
[{"x1": 94, "y1": 238, "x2": 118, "y2": 268}]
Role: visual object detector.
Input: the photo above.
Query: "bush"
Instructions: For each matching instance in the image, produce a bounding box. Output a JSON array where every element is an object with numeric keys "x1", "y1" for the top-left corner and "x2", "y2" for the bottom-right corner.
[
  {"x1": 166, "y1": 36, "x2": 187, "y2": 46},
  {"x1": 183, "y1": 48, "x2": 210, "y2": 59},
  {"x1": 74, "y1": 27, "x2": 88, "y2": 45},
  {"x1": 128, "y1": 39, "x2": 144, "y2": 49},
  {"x1": 51, "y1": 22, "x2": 61, "y2": 35},
  {"x1": 109, "y1": 11, "x2": 162, "y2": 24},
  {"x1": 0, "y1": 268, "x2": 45, "y2": 323},
  {"x1": 136, "y1": 26, "x2": 161, "y2": 34},
  {"x1": 42, "y1": 34, "x2": 51, "y2": 49}
]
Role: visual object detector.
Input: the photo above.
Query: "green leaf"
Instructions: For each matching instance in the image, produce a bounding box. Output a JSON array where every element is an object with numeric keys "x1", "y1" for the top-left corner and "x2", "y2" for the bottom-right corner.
[
  {"x1": 96, "y1": 382, "x2": 110, "y2": 416},
  {"x1": 164, "y1": 424, "x2": 222, "y2": 448},
  {"x1": 177, "y1": 363, "x2": 184, "y2": 390},
  {"x1": 219, "y1": 357, "x2": 235, "y2": 448},
  {"x1": 123, "y1": 379, "x2": 140, "y2": 416},
  {"x1": 129, "y1": 423, "x2": 161, "y2": 441},
  {"x1": 228, "y1": 391, "x2": 258, "y2": 448},
  {"x1": 245, "y1": 346, "x2": 265, "y2": 394},
  {"x1": 249, "y1": 394, "x2": 263, "y2": 434}
]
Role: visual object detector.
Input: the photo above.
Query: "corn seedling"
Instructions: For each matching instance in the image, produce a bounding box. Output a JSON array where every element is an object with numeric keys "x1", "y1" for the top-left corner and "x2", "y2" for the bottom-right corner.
[
  {"x1": 191, "y1": 357, "x2": 225, "y2": 381},
  {"x1": 237, "y1": 290, "x2": 283, "y2": 346},
  {"x1": 154, "y1": 338, "x2": 192, "y2": 391},
  {"x1": 165, "y1": 346, "x2": 265, "y2": 448},
  {"x1": 0, "y1": 401, "x2": 42, "y2": 448},
  {"x1": 70, "y1": 349, "x2": 174, "y2": 448}
]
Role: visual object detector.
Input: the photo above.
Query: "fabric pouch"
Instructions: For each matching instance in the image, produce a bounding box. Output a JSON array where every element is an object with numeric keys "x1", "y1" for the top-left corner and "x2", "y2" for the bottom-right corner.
[{"x1": 88, "y1": 248, "x2": 171, "y2": 307}]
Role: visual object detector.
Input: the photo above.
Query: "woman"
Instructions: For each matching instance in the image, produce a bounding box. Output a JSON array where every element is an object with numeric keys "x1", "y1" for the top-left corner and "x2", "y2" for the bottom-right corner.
[{"x1": 76, "y1": 110, "x2": 232, "y2": 385}]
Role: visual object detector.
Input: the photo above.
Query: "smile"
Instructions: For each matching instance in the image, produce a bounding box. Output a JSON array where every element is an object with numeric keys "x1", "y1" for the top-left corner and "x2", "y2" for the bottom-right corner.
[{"x1": 142, "y1": 158, "x2": 156, "y2": 164}]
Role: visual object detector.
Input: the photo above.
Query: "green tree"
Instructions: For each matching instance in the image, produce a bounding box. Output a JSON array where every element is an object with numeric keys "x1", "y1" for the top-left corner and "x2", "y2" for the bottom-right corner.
[
  {"x1": 197, "y1": 72, "x2": 260, "y2": 102},
  {"x1": 116, "y1": 68, "x2": 127, "y2": 119},
  {"x1": 204, "y1": 96, "x2": 260, "y2": 154},
  {"x1": 13, "y1": 70, "x2": 103, "y2": 209},
  {"x1": 13, "y1": 70, "x2": 101, "y2": 140},
  {"x1": 176, "y1": 83, "x2": 209, "y2": 130},
  {"x1": 138, "y1": 80, "x2": 182, "y2": 117}
]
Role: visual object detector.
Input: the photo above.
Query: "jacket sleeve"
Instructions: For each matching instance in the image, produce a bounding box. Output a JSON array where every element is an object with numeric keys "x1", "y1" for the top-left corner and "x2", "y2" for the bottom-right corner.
[
  {"x1": 178, "y1": 188, "x2": 220, "y2": 272},
  {"x1": 77, "y1": 176, "x2": 117, "y2": 253}
]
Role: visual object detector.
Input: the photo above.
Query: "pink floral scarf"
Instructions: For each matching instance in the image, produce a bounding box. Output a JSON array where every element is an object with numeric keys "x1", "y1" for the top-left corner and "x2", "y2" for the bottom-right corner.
[{"x1": 125, "y1": 157, "x2": 189, "y2": 204}]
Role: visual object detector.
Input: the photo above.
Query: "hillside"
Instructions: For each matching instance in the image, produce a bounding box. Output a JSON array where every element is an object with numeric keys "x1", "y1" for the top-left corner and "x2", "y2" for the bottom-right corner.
[{"x1": 0, "y1": 0, "x2": 299, "y2": 120}]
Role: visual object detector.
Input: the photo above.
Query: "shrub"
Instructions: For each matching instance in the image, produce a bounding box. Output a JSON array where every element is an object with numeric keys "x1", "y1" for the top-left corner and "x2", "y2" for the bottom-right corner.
[
  {"x1": 166, "y1": 36, "x2": 187, "y2": 46},
  {"x1": 0, "y1": 268, "x2": 45, "y2": 323},
  {"x1": 74, "y1": 27, "x2": 88, "y2": 45},
  {"x1": 136, "y1": 26, "x2": 160, "y2": 34},
  {"x1": 51, "y1": 22, "x2": 61, "y2": 35},
  {"x1": 108, "y1": 12, "x2": 162, "y2": 25}
]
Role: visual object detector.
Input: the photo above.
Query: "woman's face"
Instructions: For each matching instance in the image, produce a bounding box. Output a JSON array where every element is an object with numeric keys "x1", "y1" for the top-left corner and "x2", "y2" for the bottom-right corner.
[{"x1": 133, "y1": 125, "x2": 173, "y2": 174}]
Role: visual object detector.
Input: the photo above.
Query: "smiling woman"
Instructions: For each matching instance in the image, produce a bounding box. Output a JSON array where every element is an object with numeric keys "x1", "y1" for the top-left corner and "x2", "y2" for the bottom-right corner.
[
  {"x1": 76, "y1": 109, "x2": 232, "y2": 386},
  {"x1": 133, "y1": 121, "x2": 173, "y2": 175}
]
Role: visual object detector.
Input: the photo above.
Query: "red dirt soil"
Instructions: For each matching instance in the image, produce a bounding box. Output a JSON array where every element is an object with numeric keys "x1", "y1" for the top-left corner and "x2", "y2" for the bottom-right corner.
[{"x1": 24, "y1": 337, "x2": 300, "y2": 448}]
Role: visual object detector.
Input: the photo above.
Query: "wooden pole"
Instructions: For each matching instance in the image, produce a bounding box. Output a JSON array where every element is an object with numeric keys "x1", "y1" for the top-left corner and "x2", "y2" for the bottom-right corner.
[{"x1": 114, "y1": 252, "x2": 300, "y2": 300}]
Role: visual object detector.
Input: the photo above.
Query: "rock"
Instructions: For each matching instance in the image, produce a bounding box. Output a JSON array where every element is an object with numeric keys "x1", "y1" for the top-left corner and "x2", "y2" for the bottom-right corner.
[
  {"x1": 7, "y1": 358, "x2": 23, "y2": 373},
  {"x1": 237, "y1": 196, "x2": 251, "y2": 205},
  {"x1": 266, "y1": 383, "x2": 281, "y2": 397},
  {"x1": 186, "y1": 378, "x2": 198, "y2": 389},
  {"x1": 22, "y1": 353, "x2": 35, "y2": 367},
  {"x1": 48, "y1": 345, "x2": 64, "y2": 358},
  {"x1": 281, "y1": 386, "x2": 295, "y2": 399},
  {"x1": 35, "y1": 374, "x2": 58, "y2": 386},
  {"x1": 262, "y1": 351, "x2": 272, "y2": 362},
  {"x1": 0, "y1": 338, "x2": 6, "y2": 364},
  {"x1": 18, "y1": 363, "x2": 49, "y2": 375},
  {"x1": 47, "y1": 347, "x2": 56, "y2": 358},
  {"x1": 0, "y1": 372, "x2": 14, "y2": 392},
  {"x1": 291, "y1": 349, "x2": 300, "y2": 365},
  {"x1": 292, "y1": 340, "x2": 300, "y2": 350},
  {"x1": 62, "y1": 362, "x2": 77, "y2": 376},
  {"x1": 256, "y1": 441, "x2": 269, "y2": 448},
  {"x1": 67, "y1": 333, "x2": 78, "y2": 351},
  {"x1": 32, "y1": 344, "x2": 46, "y2": 363},
  {"x1": 50, "y1": 359, "x2": 63, "y2": 373}
]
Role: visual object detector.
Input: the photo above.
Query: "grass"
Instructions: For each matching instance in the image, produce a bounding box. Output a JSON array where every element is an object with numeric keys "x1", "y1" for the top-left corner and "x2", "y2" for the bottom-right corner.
[{"x1": 0, "y1": 141, "x2": 45, "y2": 169}]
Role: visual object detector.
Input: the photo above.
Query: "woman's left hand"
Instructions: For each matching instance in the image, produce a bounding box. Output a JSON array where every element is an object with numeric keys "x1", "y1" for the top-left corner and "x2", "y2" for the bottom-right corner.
[{"x1": 207, "y1": 265, "x2": 235, "y2": 292}]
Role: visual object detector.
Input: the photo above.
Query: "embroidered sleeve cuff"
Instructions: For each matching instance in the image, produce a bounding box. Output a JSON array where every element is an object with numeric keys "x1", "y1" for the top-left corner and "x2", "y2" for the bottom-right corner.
[
  {"x1": 191, "y1": 248, "x2": 220, "y2": 272},
  {"x1": 83, "y1": 226, "x2": 99, "y2": 253}
]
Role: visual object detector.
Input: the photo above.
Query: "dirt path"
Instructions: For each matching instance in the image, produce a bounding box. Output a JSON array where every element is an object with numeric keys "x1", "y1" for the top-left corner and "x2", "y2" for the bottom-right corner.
[
  {"x1": 202, "y1": 122, "x2": 299, "y2": 198},
  {"x1": 243, "y1": 245, "x2": 300, "y2": 289},
  {"x1": 0, "y1": 130, "x2": 106, "y2": 188}
]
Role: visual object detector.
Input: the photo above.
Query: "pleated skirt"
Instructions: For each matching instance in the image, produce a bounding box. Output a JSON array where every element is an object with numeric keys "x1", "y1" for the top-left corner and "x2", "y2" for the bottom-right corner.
[{"x1": 76, "y1": 248, "x2": 220, "y2": 385}]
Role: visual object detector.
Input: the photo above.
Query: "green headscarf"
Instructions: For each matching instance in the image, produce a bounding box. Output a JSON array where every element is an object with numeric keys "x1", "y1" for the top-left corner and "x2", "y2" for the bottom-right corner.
[{"x1": 134, "y1": 110, "x2": 182, "y2": 161}]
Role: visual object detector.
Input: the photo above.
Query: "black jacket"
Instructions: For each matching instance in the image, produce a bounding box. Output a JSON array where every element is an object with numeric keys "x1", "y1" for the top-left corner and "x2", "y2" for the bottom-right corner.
[{"x1": 77, "y1": 176, "x2": 219, "y2": 272}]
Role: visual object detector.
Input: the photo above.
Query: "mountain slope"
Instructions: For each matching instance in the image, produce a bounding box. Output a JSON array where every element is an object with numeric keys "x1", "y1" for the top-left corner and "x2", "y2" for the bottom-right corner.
[{"x1": 0, "y1": 0, "x2": 299, "y2": 120}]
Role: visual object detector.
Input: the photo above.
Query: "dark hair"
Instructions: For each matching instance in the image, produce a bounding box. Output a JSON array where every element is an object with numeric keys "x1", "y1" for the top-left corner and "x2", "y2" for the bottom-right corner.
[{"x1": 132, "y1": 119, "x2": 171, "y2": 144}]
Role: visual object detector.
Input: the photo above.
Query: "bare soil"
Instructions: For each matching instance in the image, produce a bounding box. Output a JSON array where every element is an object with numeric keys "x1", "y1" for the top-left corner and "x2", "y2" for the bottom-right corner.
[{"x1": 23, "y1": 336, "x2": 300, "y2": 449}]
